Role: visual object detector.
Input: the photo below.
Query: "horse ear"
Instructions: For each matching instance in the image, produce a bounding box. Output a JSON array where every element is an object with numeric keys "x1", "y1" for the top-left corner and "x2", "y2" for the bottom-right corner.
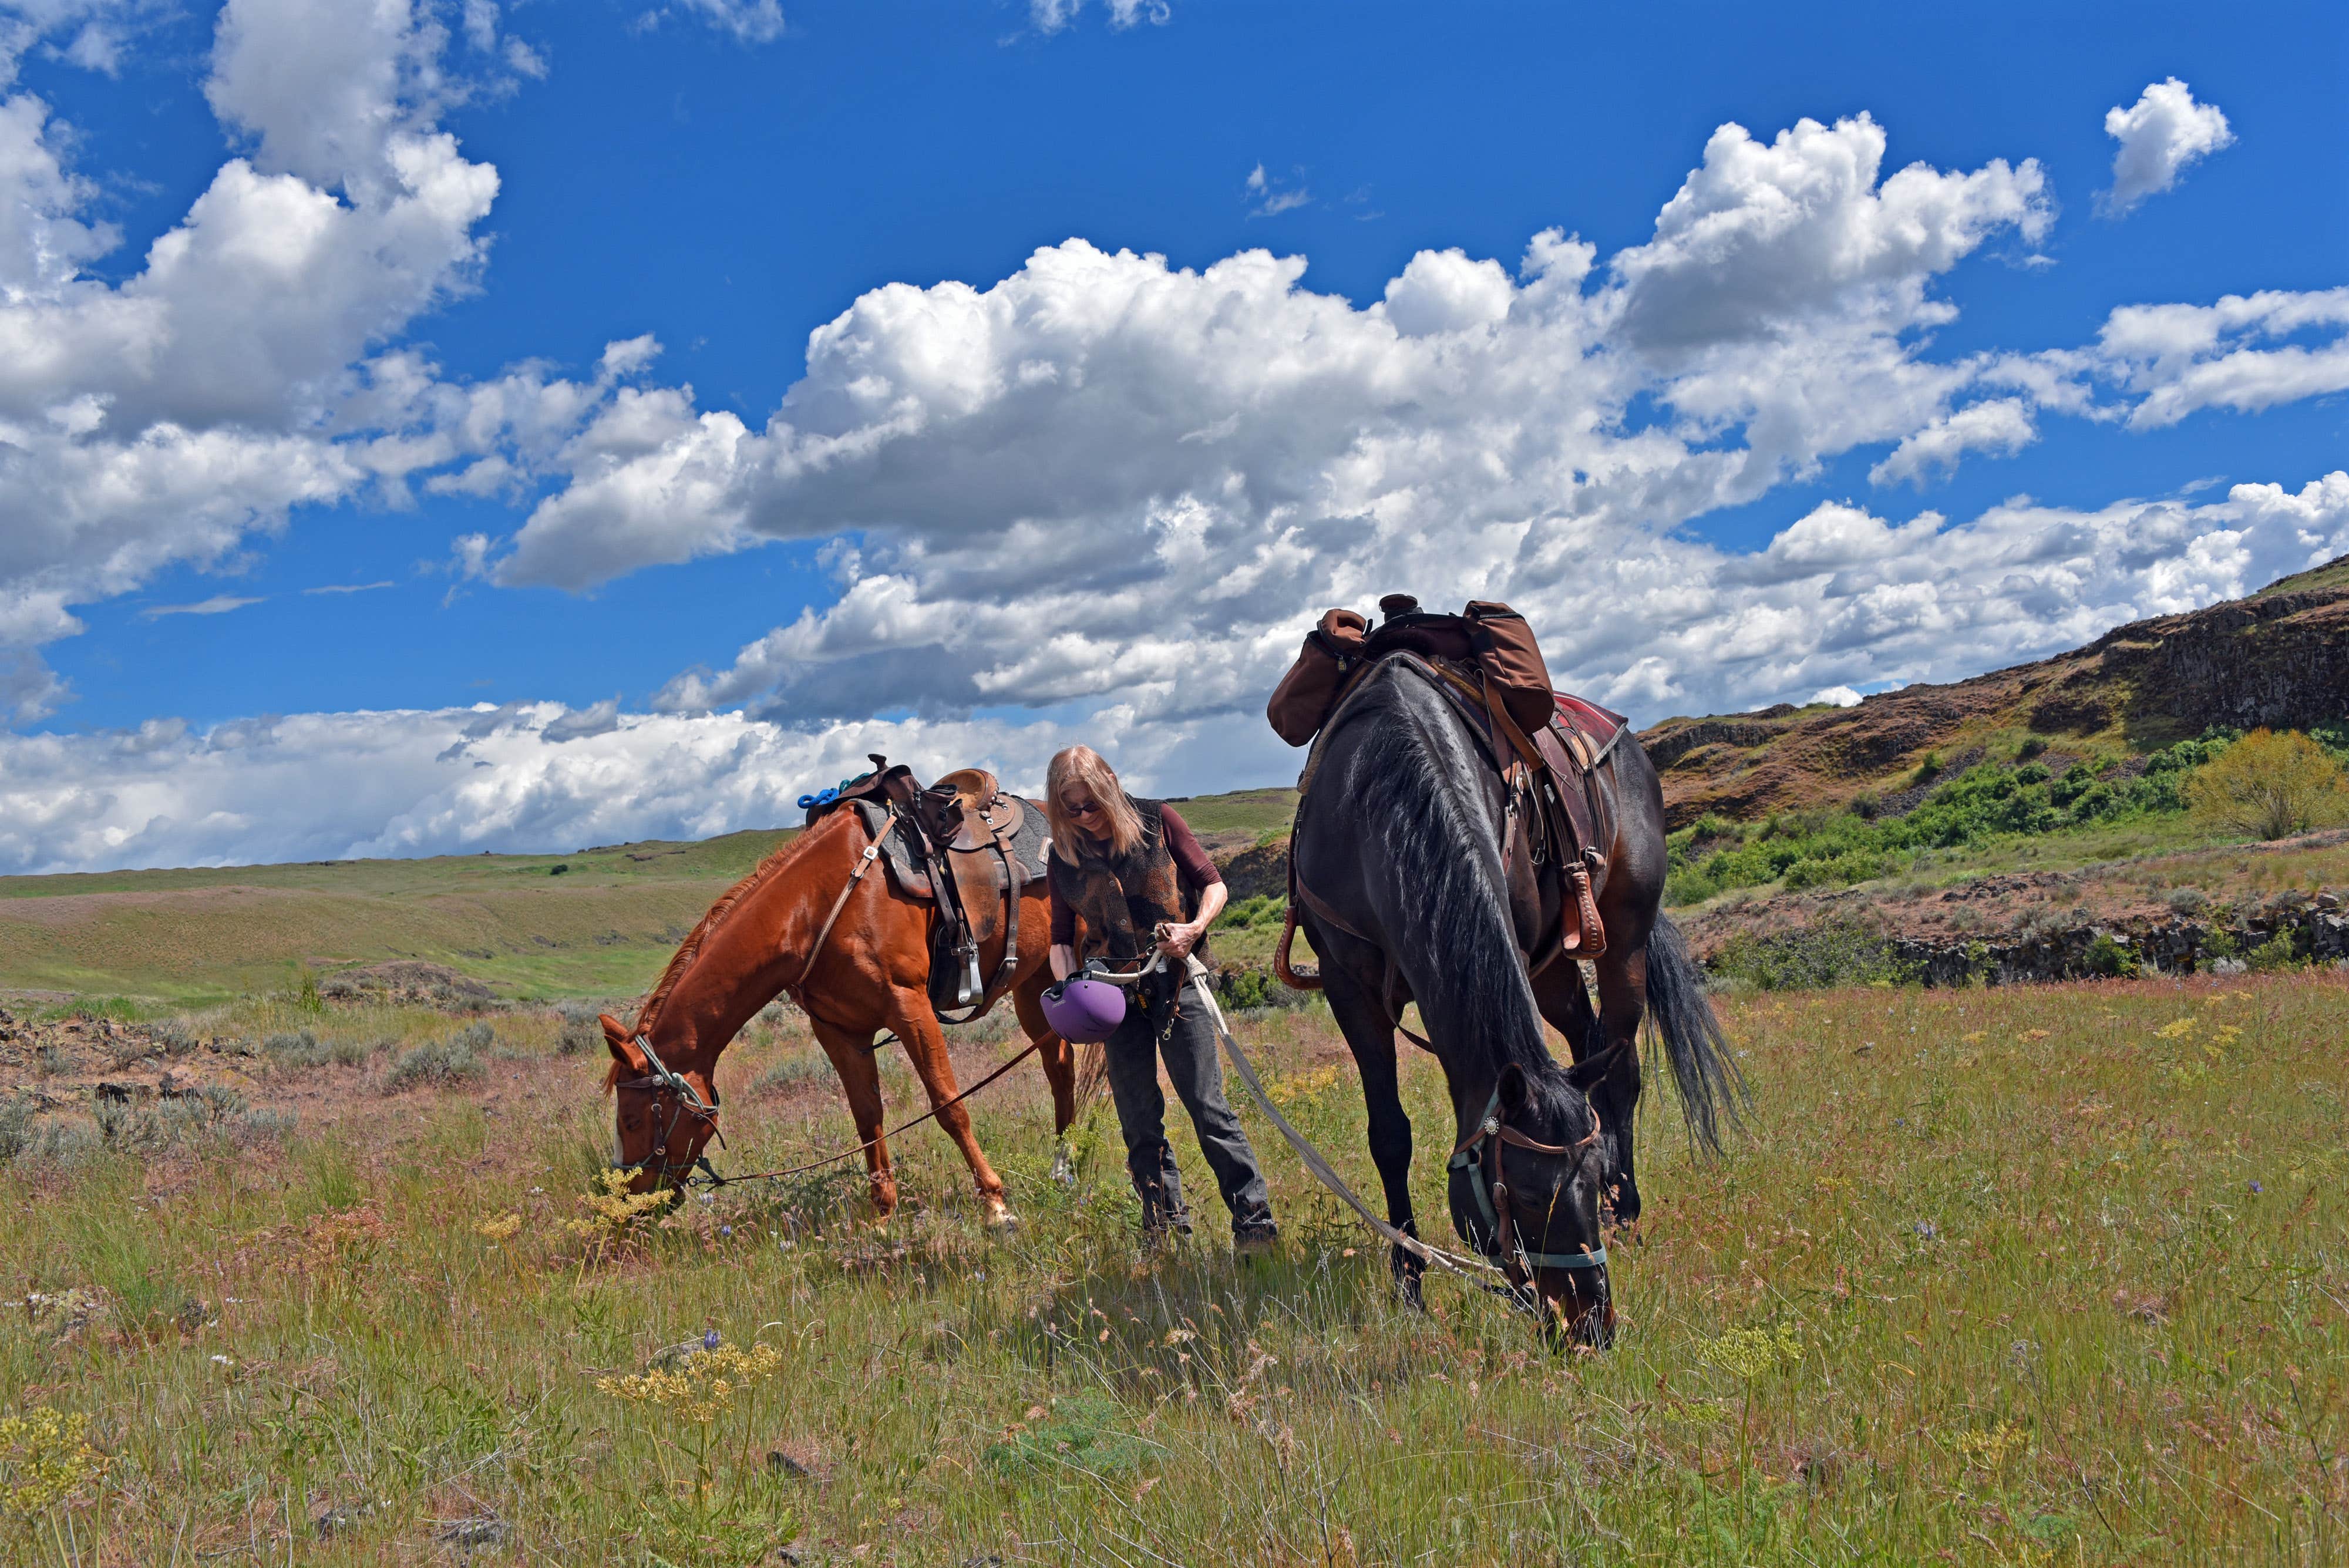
[
  {"x1": 1565, "y1": 1041, "x2": 1627, "y2": 1093},
  {"x1": 600, "y1": 1015, "x2": 644, "y2": 1072},
  {"x1": 1497, "y1": 1061, "x2": 1531, "y2": 1114}
]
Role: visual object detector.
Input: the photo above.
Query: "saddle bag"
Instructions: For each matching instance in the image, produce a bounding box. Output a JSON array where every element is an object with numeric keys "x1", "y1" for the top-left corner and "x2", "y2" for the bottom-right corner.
[
  {"x1": 1460, "y1": 601, "x2": 1556, "y2": 736},
  {"x1": 1265, "y1": 597, "x2": 1557, "y2": 746},
  {"x1": 1266, "y1": 608, "x2": 1369, "y2": 746}
]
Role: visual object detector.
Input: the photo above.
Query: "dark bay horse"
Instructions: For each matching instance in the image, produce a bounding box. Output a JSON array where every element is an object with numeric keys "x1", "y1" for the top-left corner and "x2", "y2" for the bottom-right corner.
[
  {"x1": 597, "y1": 805, "x2": 1075, "y2": 1226},
  {"x1": 1290, "y1": 655, "x2": 1740, "y2": 1339}
]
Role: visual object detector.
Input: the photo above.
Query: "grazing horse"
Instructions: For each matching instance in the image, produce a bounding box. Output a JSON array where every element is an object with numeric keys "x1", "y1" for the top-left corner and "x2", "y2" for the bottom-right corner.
[
  {"x1": 1290, "y1": 655, "x2": 1740, "y2": 1340},
  {"x1": 598, "y1": 805, "x2": 1075, "y2": 1226}
]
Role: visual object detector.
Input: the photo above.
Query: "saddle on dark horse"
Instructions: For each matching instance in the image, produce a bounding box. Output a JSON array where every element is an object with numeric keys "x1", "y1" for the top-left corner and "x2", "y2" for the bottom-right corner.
[
  {"x1": 803, "y1": 756, "x2": 1049, "y2": 1021},
  {"x1": 1266, "y1": 594, "x2": 1627, "y2": 987}
]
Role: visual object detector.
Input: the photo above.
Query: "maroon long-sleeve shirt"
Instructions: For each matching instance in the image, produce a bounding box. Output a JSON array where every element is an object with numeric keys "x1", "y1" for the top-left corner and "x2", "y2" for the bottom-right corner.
[{"x1": 1048, "y1": 804, "x2": 1221, "y2": 947}]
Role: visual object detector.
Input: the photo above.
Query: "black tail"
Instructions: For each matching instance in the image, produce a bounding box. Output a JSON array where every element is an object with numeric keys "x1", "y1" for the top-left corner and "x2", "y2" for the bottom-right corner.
[{"x1": 1642, "y1": 913, "x2": 1745, "y2": 1154}]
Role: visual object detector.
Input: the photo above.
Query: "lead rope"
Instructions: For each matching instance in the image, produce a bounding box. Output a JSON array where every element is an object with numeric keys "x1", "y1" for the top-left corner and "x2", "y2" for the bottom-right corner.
[{"x1": 1176, "y1": 954, "x2": 1525, "y2": 1297}]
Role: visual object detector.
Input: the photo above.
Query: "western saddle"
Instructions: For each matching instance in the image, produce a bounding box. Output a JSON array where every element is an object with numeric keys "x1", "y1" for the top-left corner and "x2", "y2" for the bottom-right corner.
[
  {"x1": 801, "y1": 756, "x2": 1046, "y2": 1021},
  {"x1": 1273, "y1": 595, "x2": 1628, "y2": 990}
]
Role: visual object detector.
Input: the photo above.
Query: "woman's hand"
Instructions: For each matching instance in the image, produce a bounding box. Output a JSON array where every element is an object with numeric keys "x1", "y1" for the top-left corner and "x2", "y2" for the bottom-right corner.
[{"x1": 1156, "y1": 921, "x2": 1203, "y2": 961}]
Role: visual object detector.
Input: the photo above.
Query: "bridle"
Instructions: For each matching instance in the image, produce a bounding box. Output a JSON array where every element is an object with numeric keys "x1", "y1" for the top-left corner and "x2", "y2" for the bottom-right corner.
[
  {"x1": 1448, "y1": 1086, "x2": 1608, "y2": 1285},
  {"x1": 611, "y1": 1031, "x2": 725, "y2": 1186}
]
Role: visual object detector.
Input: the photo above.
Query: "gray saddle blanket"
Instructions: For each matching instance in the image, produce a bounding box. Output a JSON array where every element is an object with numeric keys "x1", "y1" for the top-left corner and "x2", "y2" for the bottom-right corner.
[{"x1": 847, "y1": 798, "x2": 1049, "y2": 899}]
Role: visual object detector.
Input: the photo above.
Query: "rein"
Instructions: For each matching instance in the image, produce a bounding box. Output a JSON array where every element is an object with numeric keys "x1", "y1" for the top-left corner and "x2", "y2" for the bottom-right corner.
[{"x1": 1180, "y1": 955, "x2": 1607, "y2": 1314}]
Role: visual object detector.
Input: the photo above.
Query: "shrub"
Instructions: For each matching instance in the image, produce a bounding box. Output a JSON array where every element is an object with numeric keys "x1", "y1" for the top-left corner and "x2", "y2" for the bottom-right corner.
[
  {"x1": 753, "y1": 1051, "x2": 834, "y2": 1096},
  {"x1": 2165, "y1": 886, "x2": 2208, "y2": 915},
  {"x1": 2084, "y1": 933, "x2": 2138, "y2": 978},
  {"x1": 555, "y1": 1002, "x2": 604, "y2": 1057},
  {"x1": 2184, "y1": 729, "x2": 2349, "y2": 841},
  {"x1": 1214, "y1": 894, "x2": 1283, "y2": 931},
  {"x1": 2246, "y1": 932, "x2": 2302, "y2": 973},
  {"x1": 0, "y1": 1100, "x2": 32, "y2": 1164},
  {"x1": 263, "y1": 1030, "x2": 372, "y2": 1072},
  {"x1": 1216, "y1": 966, "x2": 1311, "y2": 1011},
  {"x1": 383, "y1": 1022, "x2": 493, "y2": 1091},
  {"x1": 1782, "y1": 851, "x2": 1885, "y2": 891},
  {"x1": 1707, "y1": 915, "x2": 1911, "y2": 991}
]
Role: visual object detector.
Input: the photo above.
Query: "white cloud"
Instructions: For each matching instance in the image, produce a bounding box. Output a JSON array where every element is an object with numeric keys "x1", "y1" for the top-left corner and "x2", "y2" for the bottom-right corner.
[
  {"x1": 0, "y1": 702, "x2": 1084, "y2": 874},
  {"x1": 648, "y1": 0, "x2": 783, "y2": 44},
  {"x1": 1810, "y1": 685, "x2": 1862, "y2": 707},
  {"x1": 1244, "y1": 162, "x2": 1310, "y2": 217},
  {"x1": 2102, "y1": 78, "x2": 2233, "y2": 217},
  {"x1": 2094, "y1": 289, "x2": 2349, "y2": 429},
  {"x1": 140, "y1": 594, "x2": 263, "y2": 618},
  {"x1": 0, "y1": 0, "x2": 509, "y2": 708},
  {"x1": 1030, "y1": 0, "x2": 1168, "y2": 34},
  {"x1": 1867, "y1": 397, "x2": 2036, "y2": 487},
  {"x1": 302, "y1": 580, "x2": 393, "y2": 595}
]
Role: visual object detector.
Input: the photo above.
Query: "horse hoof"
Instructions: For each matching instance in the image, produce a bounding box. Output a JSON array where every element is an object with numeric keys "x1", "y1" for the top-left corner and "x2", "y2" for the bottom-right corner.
[
  {"x1": 1048, "y1": 1145, "x2": 1076, "y2": 1187},
  {"x1": 984, "y1": 1204, "x2": 1019, "y2": 1230}
]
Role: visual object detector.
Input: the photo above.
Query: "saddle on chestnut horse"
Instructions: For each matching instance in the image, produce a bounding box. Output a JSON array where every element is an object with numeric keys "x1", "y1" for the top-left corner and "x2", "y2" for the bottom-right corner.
[
  {"x1": 803, "y1": 756, "x2": 1048, "y2": 1020},
  {"x1": 1267, "y1": 595, "x2": 1627, "y2": 987}
]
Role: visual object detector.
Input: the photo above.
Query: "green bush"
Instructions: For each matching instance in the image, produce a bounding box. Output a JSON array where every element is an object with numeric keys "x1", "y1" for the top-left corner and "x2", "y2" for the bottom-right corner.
[
  {"x1": 2084, "y1": 933, "x2": 2138, "y2": 978},
  {"x1": 2246, "y1": 932, "x2": 2302, "y2": 973},
  {"x1": 383, "y1": 1022, "x2": 493, "y2": 1091},
  {"x1": 1214, "y1": 894, "x2": 1283, "y2": 931},
  {"x1": 1663, "y1": 728, "x2": 2276, "y2": 907},
  {"x1": 1707, "y1": 916, "x2": 1911, "y2": 991},
  {"x1": 556, "y1": 1002, "x2": 605, "y2": 1057}
]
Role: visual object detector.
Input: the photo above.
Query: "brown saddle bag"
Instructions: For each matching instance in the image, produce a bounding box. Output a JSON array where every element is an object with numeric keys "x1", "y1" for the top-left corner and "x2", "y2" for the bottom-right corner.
[{"x1": 1265, "y1": 595, "x2": 1556, "y2": 746}]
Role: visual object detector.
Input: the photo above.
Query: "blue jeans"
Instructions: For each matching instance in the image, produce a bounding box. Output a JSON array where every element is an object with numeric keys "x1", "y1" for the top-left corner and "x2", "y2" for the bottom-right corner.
[{"x1": 1103, "y1": 973, "x2": 1275, "y2": 1236}]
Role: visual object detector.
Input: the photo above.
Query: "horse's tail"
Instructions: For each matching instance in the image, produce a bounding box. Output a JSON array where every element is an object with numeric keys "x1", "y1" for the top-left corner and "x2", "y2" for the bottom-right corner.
[{"x1": 1642, "y1": 912, "x2": 1746, "y2": 1155}]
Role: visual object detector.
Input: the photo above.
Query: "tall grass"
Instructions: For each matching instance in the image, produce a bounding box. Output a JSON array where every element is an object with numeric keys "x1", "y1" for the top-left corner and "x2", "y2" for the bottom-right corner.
[{"x1": 0, "y1": 973, "x2": 2340, "y2": 1563}]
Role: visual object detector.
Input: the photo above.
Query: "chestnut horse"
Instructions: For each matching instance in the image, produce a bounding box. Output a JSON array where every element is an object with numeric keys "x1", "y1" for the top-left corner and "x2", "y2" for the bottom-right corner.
[{"x1": 597, "y1": 804, "x2": 1074, "y2": 1226}]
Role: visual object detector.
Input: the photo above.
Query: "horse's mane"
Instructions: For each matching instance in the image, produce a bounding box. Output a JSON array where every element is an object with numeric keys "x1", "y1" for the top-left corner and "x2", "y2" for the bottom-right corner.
[
  {"x1": 1342, "y1": 662, "x2": 1564, "y2": 1091},
  {"x1": 632, "y1": 810, "x2": 850, "y2": 1039}
]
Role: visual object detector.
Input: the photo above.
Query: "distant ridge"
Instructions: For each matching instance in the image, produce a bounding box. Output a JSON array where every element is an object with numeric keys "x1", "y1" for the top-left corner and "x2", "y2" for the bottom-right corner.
[{"x1": 1640, "y1": 553, "x2": 2349, "y2": 828}]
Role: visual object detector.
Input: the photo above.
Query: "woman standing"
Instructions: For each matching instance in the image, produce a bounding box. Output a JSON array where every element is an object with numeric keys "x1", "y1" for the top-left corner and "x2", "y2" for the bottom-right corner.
[{"x1": 1045, "y1": 746, "x2": 1278, "y2": 1247}]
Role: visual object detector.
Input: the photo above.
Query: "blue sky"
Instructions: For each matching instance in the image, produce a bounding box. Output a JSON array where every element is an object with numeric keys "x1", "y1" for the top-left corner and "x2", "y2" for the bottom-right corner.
[{"x1": 2, "y1": 0, "x2": 2345, "y2": 870}]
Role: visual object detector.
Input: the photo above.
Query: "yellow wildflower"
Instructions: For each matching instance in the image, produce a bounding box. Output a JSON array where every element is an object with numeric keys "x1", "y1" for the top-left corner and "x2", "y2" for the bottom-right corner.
[
  {"x1": 0, "y1": 1407, "x2": 107, "y2": 1525},
  {"x1": 1698, "y1": 1324, "x2": 1802, "y2": 1380},
  {"x1": 476, "y1": 1212, "x2": 523, "y2": 1242}
]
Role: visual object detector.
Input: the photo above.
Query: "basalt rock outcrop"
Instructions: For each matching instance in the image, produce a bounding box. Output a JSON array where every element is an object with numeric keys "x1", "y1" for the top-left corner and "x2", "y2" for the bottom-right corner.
[{"x1": 1887, "y1": 894, "x2": 2349, "y2": 987}]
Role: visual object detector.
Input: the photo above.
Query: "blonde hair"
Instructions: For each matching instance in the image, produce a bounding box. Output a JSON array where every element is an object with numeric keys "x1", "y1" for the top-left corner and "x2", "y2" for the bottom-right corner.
[{"x1": 1045, "y1": 746, "x2": 1144, "y2": 860}]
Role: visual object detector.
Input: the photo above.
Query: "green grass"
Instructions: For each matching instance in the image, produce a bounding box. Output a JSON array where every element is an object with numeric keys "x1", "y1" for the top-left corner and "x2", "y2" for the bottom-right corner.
[
  {"x1": 0, "y1": 971, "x2": 2341, "y2": 1563},
  {"x1": 0, "y1": 787, "x2": 1307, "y2": 1006}
]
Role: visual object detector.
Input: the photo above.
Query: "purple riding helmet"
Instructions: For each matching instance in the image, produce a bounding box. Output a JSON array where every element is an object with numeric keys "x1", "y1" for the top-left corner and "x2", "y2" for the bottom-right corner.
[{"x1": 1040, "y1": 975, "x2": 1126, "y2": 1043}]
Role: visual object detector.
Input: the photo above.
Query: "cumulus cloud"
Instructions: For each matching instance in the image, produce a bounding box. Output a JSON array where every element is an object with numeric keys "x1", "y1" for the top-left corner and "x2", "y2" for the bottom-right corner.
[
  {"x1": 2102, "y1": 78, "x2": 2233, "y2": 216},
  {"x1": 0, "y1": 0, "x2": 506, "y2": 708},
  {"x1": 1868, "y1": 397, "x2": 2036, "y2": 487},
  {"x1": 0, "y1": 702, "x2": 1083, "y2": 874}
]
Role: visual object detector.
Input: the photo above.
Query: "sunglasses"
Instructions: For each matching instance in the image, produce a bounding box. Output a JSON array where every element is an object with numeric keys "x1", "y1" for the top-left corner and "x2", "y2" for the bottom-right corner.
[{"x1": 1061, "y1": 796, "x2": 1105, "y2": 819}]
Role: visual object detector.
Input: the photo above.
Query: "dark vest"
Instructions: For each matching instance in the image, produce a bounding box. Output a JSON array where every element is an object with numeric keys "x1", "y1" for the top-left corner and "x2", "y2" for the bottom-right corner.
[{"x1": 1048, "y1": 798, "x2": 1206, "y2": 970}]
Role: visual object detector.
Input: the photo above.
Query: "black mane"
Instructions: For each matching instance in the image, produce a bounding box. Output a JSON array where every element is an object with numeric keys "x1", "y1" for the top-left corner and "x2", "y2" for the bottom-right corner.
[{"x1": 1337, "y1": 660, "x2": 1578, "y2": 1116}]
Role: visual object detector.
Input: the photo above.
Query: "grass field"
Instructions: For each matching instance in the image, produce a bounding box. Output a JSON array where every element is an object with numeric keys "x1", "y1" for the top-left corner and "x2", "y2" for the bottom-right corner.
[
  {"x1": 1, "y1": 968, "x2": 2342, "y2": 1564},
  {"x1": 0, "y1": 790, "x2": 1306, "y2": 1007}
]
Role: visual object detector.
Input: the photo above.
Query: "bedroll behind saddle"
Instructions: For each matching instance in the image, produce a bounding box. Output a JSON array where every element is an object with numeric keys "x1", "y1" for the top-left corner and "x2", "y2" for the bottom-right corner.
[{"x1": 1267, "y1": 597, "x2": 1628, "y2": 983}]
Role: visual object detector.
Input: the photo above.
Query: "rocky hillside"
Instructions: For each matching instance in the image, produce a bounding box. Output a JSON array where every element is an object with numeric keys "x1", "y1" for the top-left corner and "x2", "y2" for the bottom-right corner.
[{"x1": 1641, "y1": 553, "x2": 2349, "y2": 828}]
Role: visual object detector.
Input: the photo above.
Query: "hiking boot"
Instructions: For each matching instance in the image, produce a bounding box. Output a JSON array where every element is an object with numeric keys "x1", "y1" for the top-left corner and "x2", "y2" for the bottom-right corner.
[
  {"x1": 1232, "y1": 1220, "x2": 1281, "y2": 1257},
  {"x1": 1141, "y1": 1209, "x2": 1194, "y2": 1244}
]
